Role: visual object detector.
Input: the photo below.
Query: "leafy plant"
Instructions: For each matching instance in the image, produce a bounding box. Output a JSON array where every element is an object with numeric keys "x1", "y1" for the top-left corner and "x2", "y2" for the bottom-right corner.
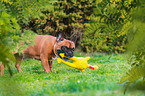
[
  {"x1": 24, "y1": 0, "x2": 96, "y2": 45},
  {"x1": 81, "y1": 0, "x2": 137, "y2": 53},
  {"x1": 118, "y1": 0, "x2": 145, "y2": 93}
]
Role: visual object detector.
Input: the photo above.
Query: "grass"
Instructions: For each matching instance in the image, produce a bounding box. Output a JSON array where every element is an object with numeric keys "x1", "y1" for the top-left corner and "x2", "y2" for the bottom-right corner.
[{"x1": 0, "y1": 52, "x2": 145, "y2": 96}]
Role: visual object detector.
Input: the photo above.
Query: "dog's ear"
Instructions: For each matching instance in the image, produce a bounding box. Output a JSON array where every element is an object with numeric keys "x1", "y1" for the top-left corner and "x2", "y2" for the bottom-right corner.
[
  {"x1": 56, "y1": 31, "x2": 64, "y2": 42},
  {"x1": 71, "y1": 35, "x2": 77, "y2": 43}
]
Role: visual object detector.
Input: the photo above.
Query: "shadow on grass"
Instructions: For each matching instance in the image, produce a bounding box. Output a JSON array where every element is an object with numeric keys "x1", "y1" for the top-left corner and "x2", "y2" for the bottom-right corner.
[
  {"x1": 121, "y1": 81, "x2": 145, "y2": 95},
  {"x1": 127, "y1": 81, "x2": 145, "y2": 92}
]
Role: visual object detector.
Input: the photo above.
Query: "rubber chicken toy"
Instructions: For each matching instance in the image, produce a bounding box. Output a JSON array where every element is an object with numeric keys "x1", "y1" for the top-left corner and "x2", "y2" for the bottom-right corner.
[{"x1": 57, "y1": 53, "x2": 98, "y2": 72}]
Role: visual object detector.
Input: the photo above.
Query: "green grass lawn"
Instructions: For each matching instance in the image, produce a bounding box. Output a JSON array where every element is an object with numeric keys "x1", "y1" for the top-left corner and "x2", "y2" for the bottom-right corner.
[{"x1": 0, "y1": 52, "x2": 145, "y2": 96}]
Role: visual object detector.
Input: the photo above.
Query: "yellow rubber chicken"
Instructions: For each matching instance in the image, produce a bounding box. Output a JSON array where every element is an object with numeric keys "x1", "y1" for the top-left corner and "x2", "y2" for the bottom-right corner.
[{"x1": 57, "y1": 53, "x2": 98, "y2": 72}]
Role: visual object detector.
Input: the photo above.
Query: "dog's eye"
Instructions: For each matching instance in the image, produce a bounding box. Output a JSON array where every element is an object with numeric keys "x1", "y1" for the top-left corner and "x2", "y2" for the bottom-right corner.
[
  {"x1": 61, "y1": 46, "x2": 68, "y2": 51},
  {"x1": 68, "y1": 47, "x2": 75, "y2": 51}
]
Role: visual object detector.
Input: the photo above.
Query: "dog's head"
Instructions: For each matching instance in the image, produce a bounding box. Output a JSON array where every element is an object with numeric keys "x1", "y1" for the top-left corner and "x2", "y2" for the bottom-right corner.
[
  {"x1": 56, "y1": 41, "x2": 75, "y2": 61},
  {"x1": 54, "y1": 32, "x2": 76, "y2": 61}
]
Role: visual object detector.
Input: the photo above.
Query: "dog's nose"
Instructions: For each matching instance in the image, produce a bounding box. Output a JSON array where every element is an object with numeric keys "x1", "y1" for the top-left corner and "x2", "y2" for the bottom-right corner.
[
  {"x1": 68, "y1": 51, "x2": 74, "y2": 57},
  {"x1": 65, "y1": 51, "x2": 73, "y2": 57}
]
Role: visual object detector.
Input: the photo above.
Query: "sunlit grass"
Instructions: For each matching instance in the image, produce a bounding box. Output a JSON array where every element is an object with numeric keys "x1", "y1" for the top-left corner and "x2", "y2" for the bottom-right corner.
[{"x1": 0, "y1": 52, "x2": 144, "y2": 96}]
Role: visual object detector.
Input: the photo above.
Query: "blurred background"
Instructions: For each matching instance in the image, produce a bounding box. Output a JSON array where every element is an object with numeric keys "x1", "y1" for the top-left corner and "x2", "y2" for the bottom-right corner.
[
  {"x1": 0, "y1": 0, "x2": 144, "y2": 54},
  {"x1": 0, "y1": 0, "x2": 145, "y2": 95}
]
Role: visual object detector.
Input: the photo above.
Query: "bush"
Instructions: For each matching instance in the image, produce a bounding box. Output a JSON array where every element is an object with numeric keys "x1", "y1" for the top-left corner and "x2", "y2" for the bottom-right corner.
[
  {"x1": 81, "y1": 0, "x2": 137, "y2": 53},
  {"x1": 118, "y1": 1, "x2": 145, "y2": 93},
  {"x1": 24, "y1": 0, "x2": 97, "y2": 45}
]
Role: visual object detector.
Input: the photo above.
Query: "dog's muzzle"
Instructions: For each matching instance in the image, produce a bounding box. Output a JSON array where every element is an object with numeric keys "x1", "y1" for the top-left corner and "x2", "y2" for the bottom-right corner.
[{"x1": 57, "y1": 46, "x2": 75, "y2": 61}]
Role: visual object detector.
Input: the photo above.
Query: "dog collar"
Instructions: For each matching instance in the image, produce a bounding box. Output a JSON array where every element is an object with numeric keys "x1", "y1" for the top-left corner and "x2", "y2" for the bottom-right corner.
[{"x1": 53, "y1": 42, "x2": 60, "y2": 57}]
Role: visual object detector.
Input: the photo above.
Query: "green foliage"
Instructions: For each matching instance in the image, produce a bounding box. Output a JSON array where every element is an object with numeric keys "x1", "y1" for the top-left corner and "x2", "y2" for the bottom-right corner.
[
  {"x1": 81, "y1": 0, "x2": 137, "y2": 53},
  {"x1": 118, "y1": 0, "x2": 145, "y2": 93},
  {"x1": 25, "y1": 0, "x2": 96, "y2": 40},
  {"x1": 0, "y1": 11, "x2": 18, "y2": 63}
]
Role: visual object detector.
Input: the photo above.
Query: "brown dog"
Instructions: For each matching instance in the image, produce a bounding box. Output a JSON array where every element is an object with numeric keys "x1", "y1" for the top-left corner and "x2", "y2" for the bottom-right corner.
[{"x1": 0, "y1": 34, "x2": 75, "y2": 75}]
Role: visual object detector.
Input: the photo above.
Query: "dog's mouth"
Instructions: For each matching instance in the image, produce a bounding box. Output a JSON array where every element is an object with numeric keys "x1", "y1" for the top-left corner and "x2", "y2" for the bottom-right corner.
[{"x1": 57, "y1": 46, "x2": 75, "y2": 61}]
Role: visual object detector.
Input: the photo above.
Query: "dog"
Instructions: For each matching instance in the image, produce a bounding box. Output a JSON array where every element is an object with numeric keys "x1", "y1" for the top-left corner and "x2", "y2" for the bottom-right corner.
[{"x1": 0, "y1": 33, "x2": 75, "y2": 75}]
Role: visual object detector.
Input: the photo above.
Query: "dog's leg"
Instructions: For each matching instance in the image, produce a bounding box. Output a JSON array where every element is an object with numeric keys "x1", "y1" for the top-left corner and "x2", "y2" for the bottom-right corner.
[
  {"x1": 14, "y1": 53, "x2": 23, "y2": 72},
  {"x1": 48, "y1": 61, "x2": 53, "y2": 72},
  {"x1": 0, "y1": 63, "x2": 4, "y2": 76},
  {"x1": 40, "y1": 55, "x2": 50, "y2": 73}
]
